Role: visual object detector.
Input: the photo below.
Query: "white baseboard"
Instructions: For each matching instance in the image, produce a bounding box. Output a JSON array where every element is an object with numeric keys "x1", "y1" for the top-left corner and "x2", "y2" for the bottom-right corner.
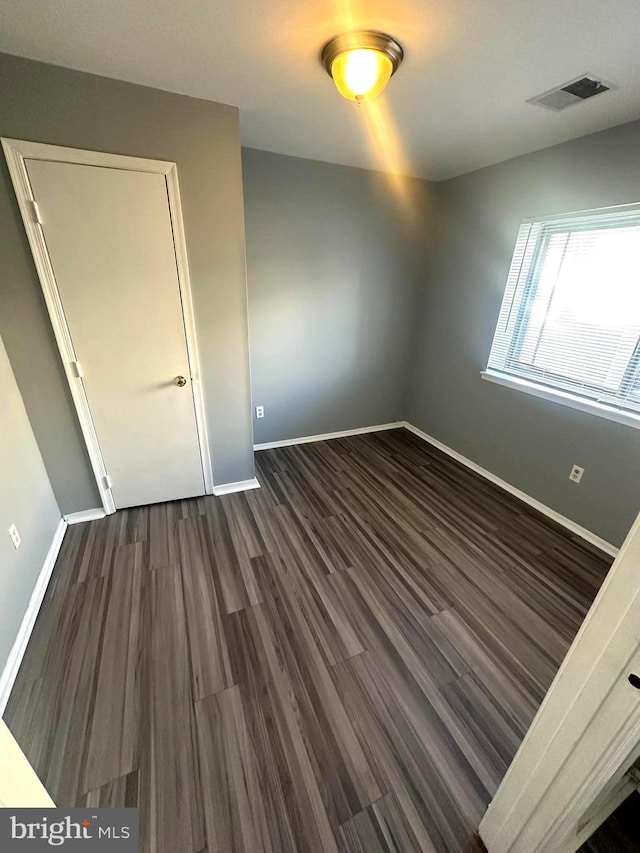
[
  {"x1": 63, "y1": 508, "x2": 106, "y2": 524},
  {"x1": 254, "y1": 421, "x2": 403, "y2": 451},
  {"x1": 402, "y1": 421, "x2": 619, "y2": 558},
  {"x1": 0, "y1": 517, "x2": 67, "y2": 715},
  {"x1": 212, "y1": 477, "x2": 261, "y2": 497}
]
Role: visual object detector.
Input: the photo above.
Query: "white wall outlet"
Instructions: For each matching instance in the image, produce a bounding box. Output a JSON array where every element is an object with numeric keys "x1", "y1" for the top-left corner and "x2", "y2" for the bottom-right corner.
[
  {"x1": 8, "y1": 523, "x2": 21, "y2": 550},
  {"x1": 255, "y1": 405, "x2": 265, "y2": 419},
  {"x1": 569, "y1": 464, "x2": 584, "y2": 484}
]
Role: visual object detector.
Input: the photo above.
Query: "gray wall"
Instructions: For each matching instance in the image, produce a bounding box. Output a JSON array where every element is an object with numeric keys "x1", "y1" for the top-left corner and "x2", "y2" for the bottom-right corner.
[
  {"x1": 242, "y1": 148, "x2": 433, "y2": 444},
  {"x1": 0, "y1": 52, "x2": 254, "y2": 513},
  {"x1": 407, "y1": 119, "x2": 640, "y2": 547},
  {"x1": 0, "y1": 333, "x2": 61, "y2": 678}
]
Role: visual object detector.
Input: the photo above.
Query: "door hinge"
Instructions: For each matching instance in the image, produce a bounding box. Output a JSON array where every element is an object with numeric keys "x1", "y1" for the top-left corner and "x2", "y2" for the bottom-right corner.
[
  {"x1": 30, "y1": 200, "x2": 43, "y2": 226},
  {"x1": 102, "y1": 474, "x2": 113, "y2": 490},
  {"x1": 70, "y1": 360, "x2": 83, "y2": 378}
]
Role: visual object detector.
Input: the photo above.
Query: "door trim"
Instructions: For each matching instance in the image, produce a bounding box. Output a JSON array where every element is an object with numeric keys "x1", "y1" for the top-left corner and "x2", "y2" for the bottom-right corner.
[
  {"x1": 2, "y1": 138, "x2": 214, "y2": 512},
  {"x1": 479, "y1": 510, "x2": 640, "y2": 852}
]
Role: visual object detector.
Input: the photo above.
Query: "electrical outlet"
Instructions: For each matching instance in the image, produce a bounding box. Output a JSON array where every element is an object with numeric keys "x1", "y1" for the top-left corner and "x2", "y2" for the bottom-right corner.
[
  {"x1": 255, "y1": 405, "x2": 265, "y2": 419},
  {"x1": 569, "y1": 464, "x2": 584, "y2": 484},
  {"x1": 8, "y1": 523, "x2": 21, "y2": 550}
]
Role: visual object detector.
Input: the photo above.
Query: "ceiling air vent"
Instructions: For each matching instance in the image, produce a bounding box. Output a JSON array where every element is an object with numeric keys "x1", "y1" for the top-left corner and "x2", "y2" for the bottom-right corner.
[{"x1": 528, "y1": 74, "x2": 613, "y2": 111}]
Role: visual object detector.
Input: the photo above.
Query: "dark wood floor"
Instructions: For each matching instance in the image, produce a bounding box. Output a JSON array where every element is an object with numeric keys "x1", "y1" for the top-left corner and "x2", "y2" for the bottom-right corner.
[{"x1": 4, "y1": 428, "x2": 624, "y2": 852}]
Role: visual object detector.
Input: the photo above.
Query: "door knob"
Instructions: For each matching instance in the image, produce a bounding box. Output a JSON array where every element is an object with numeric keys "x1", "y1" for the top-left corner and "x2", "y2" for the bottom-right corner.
[
  {"x1": 629, "y1": 674, "x2": 640, "y2": 689},
  {"x1": 174, "y1": 375, "x2": 187, "y2": 387}
]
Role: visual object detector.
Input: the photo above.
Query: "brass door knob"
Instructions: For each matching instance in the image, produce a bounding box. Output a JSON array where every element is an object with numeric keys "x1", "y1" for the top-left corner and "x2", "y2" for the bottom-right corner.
[{"x1": 174, "y1": 375, "x2": 187, "y2": 387}]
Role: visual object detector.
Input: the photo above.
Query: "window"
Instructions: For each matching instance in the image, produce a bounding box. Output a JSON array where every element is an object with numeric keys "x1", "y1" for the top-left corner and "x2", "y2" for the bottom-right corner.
[{"x1": 484, "y1": 204, "x2": 640, "y2": 426}]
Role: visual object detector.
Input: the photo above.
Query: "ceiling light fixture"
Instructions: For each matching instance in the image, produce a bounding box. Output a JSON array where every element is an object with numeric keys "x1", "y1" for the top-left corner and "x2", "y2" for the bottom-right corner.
[{"x1": 321, "y1": 31, "x2": 404, "y2": 102}]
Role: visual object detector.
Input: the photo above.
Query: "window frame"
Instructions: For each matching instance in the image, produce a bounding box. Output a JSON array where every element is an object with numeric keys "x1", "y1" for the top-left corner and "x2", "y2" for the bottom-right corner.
[{"x1": 482, "y1": 203, "x2": 640, "y2": 430}]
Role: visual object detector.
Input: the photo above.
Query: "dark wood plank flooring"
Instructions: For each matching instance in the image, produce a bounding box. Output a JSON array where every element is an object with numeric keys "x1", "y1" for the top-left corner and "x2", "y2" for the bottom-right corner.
[{"x1": 4, "y1": 428, "x2": 621, "y2": 851}]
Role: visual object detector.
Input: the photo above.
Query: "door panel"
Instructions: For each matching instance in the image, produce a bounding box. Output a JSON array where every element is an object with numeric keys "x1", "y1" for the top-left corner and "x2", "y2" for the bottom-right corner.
[
  {"x1": 480, "y1": 511, "x2": 640, "y2": 852},
  {"x1": 26, "y1": 159, "x2": 204, "y2": 508}
]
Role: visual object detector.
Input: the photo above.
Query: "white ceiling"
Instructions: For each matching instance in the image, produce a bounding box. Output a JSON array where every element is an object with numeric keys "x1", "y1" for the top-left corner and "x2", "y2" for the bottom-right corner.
[{"x1": 1, "y1": 0, "x2": 640, "y2": 180}]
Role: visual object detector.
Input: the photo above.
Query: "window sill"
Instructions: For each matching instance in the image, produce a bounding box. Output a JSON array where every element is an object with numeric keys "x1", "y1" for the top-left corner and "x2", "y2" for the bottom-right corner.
[{"x1": 481, "y1": 369, "x2": 640, "y2": 431}]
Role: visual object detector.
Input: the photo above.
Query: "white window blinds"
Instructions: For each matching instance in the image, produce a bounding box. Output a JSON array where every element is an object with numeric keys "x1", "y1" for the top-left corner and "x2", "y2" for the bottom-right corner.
[{"x1": 486, "y1": 204, "x2": 640, "y2": 417}]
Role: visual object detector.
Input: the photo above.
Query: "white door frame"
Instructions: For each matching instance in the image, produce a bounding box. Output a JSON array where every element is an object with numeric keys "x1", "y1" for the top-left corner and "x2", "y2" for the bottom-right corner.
[
  {"x1": 480, "y1": 510, "x2": 640, "y2": 852},
  {"x1": 2, "y1": 138, "x2": 214, "y2": 514}
]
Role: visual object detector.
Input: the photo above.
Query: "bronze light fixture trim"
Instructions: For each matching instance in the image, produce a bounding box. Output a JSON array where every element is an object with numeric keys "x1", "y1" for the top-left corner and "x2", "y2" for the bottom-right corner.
[{"x1": 321, "y1": 31, "x2": 404, "y2": 102}]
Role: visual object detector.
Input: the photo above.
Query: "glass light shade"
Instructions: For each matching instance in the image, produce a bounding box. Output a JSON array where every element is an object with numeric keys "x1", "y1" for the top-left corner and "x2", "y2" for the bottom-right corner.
[{"x1": 330, "y1": 49, "x2": 393, "y2": 101}]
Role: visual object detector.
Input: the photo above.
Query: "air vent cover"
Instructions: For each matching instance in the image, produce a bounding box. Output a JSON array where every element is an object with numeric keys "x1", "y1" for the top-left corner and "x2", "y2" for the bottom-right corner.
[{"x1": 529, "y1": 74, "x2": 613, "y2": 111}]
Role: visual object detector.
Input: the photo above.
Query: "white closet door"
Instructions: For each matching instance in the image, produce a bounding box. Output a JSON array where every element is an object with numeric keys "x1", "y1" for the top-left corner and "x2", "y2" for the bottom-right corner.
[{"x1": 26, "y1": 159, "x2": 205, "y2": 509}]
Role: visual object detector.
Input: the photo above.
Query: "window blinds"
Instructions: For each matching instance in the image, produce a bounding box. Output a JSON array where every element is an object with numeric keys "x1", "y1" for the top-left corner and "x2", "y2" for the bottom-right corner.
[{"x1": 486, "y1": 205, "x2": 640, "y2": 415}]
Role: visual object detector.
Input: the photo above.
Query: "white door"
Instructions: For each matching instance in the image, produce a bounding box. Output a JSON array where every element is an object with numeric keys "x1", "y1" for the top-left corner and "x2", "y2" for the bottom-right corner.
[
  {"x1": 480, "y1": 511, "x2": 640, "y2": 852},
  {"x1": 0, "y1": 721, "x2": 56, "y2": 808},
  {"x1": 25, "y1": 159, "x2": 205, "y2": 509}
]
